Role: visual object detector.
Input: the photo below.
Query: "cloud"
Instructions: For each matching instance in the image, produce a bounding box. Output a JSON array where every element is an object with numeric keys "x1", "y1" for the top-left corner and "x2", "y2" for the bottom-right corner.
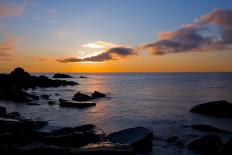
[
  {"x1": 58, "y1": 46, "x2": 136, "y2": 63},
  {"x1": 0, "y1": 38, "x2": 16, "y2": 57},
  {"x1": 143, "y1": 9, "x2": 232, "y2": 55},
  {"x1": 0, "y1": 2, "x2": 24, "y2": 17}
]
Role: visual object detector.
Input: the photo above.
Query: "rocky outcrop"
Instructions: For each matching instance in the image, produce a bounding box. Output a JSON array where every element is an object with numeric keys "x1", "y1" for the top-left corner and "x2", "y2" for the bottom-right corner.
[
  {"x1": 72, "y1": 92, "x2": 93, "y2": 102},
  {"x1": 0, "y1": 68, "x2": 78, "y2": 102},
  {"x1": 108, "y1": 127, "x2": 153, "y2": 150},
  {"x1": 190, "y1": 100, "x2": 232, "y2": 117},
  {"x1": 53, "y1": 73, "x2": 73, "y2": 78},
  {"x1": 188, "y1": 134, "x2": 223, "y2": 154},
  {"x1": 92, "y1": 91, "x2": 106, "y2": 98}
]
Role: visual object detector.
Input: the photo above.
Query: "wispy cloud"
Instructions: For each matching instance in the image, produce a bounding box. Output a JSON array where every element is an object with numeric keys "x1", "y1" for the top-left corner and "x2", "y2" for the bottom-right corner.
[
  {"x1": 0, "y1": 38, "x2": 16, "y2": 58},
  {"x1": 58, "y1": 9, "x2": 232, "y2": 63},
  {"x1": 0, "y1": 2, "x2": 24, "y2": 17},
  {"x1": 143, "y1": 9, "x2": 232, "y2": 55}
]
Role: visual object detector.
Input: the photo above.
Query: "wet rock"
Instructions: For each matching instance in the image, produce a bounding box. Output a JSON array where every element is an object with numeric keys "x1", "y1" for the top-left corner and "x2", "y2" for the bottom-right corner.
[
  {"x1": 71, "y1": 142, "x2": 135, "y2": 155},
  {"x1": 217, "y1": 138, "x2": 232, "y2": 155},
  {"x1": 0, "y1": 106, "x2": 6, "y2": 116},
  {"x1": 59, "y1": 101, "x2": 96, "y2": 108},
  {"x1": 40, "y1": 95, "x2": 49, "y2": 100},
  {"x1": 190, "y1": 124, "x2": 230, "y2": 133},
  {"x1": 0, "y1": 117, "x2": 48, "y2": 133},
  {"x1": 72, "y1": 92, "x2": 93, "y2": 102},
  {"x1": 6, "y1": 112, "x2": 22, "y2": 120},
  {"x1": 188, "y1": 134, "x2": 222, "y2": 154},
  {"x1": 80, "y1": 76, "x2": 87, "y2": 78},
  {"x1": 53, "y1": 73, "x2": 73, "y2": 78},
  {"x1": 108, "y1": 127, "x2": 153, "y2": 150},
  {"x1": 91, "y1": 91, "x2": 106, "y2": 98},
  {"x1": 190, "y1": 100, "x2": 232, "y2": 117},
  {"x1": 45, "y1": 124, "x2": 107, "y2": 148},
  {"x1": 166, "y1": 136, "x2": 179, "y2": 143}
]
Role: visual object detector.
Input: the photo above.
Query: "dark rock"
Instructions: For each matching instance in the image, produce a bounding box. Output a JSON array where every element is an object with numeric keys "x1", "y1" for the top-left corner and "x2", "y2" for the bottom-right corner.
[
  {"x1": 59, "y1": 101, "x2": 96, "y2": 108},
  {"x1": 0, "y1": 117, "x2": 48, "y2": 133},
  {"x1": 55, "y1": 93, "x2": 60, "y2": 96},
  {"x1": 175, "y1": 140, "x2": 185, "y2": 148},
  {"x1": 166, "y1": 136, "x2": 179, "y2": 143},
  {"x1": 190, "y1": 124, "x2": 230, "y2": 133},
  {"x1": 72, "y1": 92, "x2": 93, "y2": 102},
  {"x1": 188, "y1": 134, "x2": 222, "y2": 154},
  {"x1": 53, "y1": 73, "x2": 73, "y2": 78},
  {"x1": 0, "y1": 106, "x2": 6, "y2": 116},
  {"x1": 59, "y1": 98, "x2": 68, "y2": 102},
  {"x1": 80, "y1": 76, "x2": 87, "y2": 78},
  {"x1": 91, "y1": 91, "x2": 106, "y2": 98},
  {"x1": 217, "y1": 138, "x2": 232, "y2": 155},
  {"x1": 190, "y1": 100, "x2": 232, "y2": 117},
  {"x1": 40, "y1": 95, "x2": 49, "y2": 100},
  {"x1": 0, "y1": 68, "x2": 78, "y2": 103},
  {"x1": 6, "y1": 112, "x2": 22, "y2": 120},
  {"x1": 108, "y1": 127, "x2": 153, "y2": 150},
  {"x1": 47, "y1": 101, "x2": 55, "y2": 105},
  {"x1": 71, "y1": 142, "x2": 135, "y2": 155},
  {"x1": 45, "y1": 124, "x2": 106, "y2": 148}
]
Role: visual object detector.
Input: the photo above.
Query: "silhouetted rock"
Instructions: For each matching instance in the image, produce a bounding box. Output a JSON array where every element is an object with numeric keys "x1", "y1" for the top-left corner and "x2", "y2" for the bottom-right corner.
[
  {"x1": 0, "y1": 68, "x2": 78, "y2": 102},
  {"x1": 190, "y1": 100, "x2": 232, "y2": 117},
  {"x1": 0, "y1": 106, "x2": 6, "y2": 116},
  {"x1": 218, "y1": 138, "x2": 232, "y2": 155},
  {"x1": 190, "y1": 124, "x2": 230, "y2": 133},
  {"x1": 80, "y1": 76, "x2": 87, "y2": 78},
  {"x1": 72, "y1": 92, "x2": 93, "y2": 102},
  {"x1": 6, "y1": 112, "x2": 22, "y2": 120},
  {"x1": 59, "y1": 100, "x2": 96, "y2": 108},
  {"x1": 188, "y1": 134, "x2": 222, "y2": 154},
  {"x1": 45, "y1": 124, "x2": 107, "y2": 148},
  {"x1": 71, "y1": 142, "x2": 135, "y2": 155},
  {"x1": 108, "y1": 127, "x2": 153, "y2": 150},
  {"x1": 53, "y1": 73, "x2": 73, "y2": 78},
  {"x1": 92, "y1": 91, "x2": 106, "y2": 98}
]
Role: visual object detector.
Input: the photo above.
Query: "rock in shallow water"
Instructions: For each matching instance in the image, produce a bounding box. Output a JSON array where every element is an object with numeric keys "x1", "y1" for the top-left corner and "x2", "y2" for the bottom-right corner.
[
  {"x1": 188, "y1": 134, "x2": 222, "y2": 154},
  {"x1": 190, "y1": 100, "x2": 232, "y2": 117},
  {"x1": 108, "y1": 127, "x2": 153, "y2": 150},
  {"x1": 72, "y1": 92, "x2": 93, "y2": 102},
  {"x1": 59, "y1": 101, "x2": 96, "y2": 108},
  {"x1": 91, "y1": 91, "x2": 106, "y2": 98},
  {"x1": 71, "y1": 142, "x2": 135, "y2": 155},
  {"x1": 53, "y1": 73, "x2": 73, "y2": 78}
]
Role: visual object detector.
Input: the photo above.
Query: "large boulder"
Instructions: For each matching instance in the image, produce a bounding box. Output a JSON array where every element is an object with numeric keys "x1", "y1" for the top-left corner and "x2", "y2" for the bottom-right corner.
[
  {"x1": 190, "y1": 100, "x2": 232, "y2": 117},
  {"x1": 72, "y1": 92, "x2": 93, "y2": 102},
  {"x1": 71, "y1": 142, "x2": 135, "y2": 155},
  {"x1": 92, "y1": 91, "x2": 106, "y2": 98},
  {"x1": 108, "y1": 127, "x2": 153, "y2": 150},
  {"x1": 188, "y1": 134, "x2": 223, "y2": 154},
  {"x1": 45, "y1": 124, "x2": 107, "y2": 148},
  {"x1": 53, "y1": 73, "x2": 73, "y2": 78}
]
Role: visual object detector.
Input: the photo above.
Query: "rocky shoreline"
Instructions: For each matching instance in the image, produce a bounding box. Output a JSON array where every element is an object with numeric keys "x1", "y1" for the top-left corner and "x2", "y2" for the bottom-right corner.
[{"x1": 0, "y1": 68, "x2": 232, "y2": 154}]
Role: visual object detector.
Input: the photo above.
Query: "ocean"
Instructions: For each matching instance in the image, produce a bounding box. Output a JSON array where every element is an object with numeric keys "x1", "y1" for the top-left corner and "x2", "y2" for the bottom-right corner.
[{"x1": 1, "y1": 72, "x2": 232, "y2": 154}]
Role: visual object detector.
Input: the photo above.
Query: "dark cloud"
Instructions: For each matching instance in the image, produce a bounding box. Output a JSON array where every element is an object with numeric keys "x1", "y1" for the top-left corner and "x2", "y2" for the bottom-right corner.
[
  {"x1": 58, "y1": 47, "x2": 136, "y2": 63},
  {"x1": 143, "y1": 9, "x2": 232, "y2": 55}
]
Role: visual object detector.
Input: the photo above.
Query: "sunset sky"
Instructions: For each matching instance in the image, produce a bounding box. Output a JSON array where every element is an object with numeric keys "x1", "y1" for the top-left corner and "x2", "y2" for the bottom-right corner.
[{"x1": 0, "y1": 0, "x2": 232, "y2": 72}]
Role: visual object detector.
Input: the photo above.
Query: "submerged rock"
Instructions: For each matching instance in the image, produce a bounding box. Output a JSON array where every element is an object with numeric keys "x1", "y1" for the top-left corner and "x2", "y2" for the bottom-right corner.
[
  {"x1": 190, "y1": 124, "x2": 231, "y2": 133},
  {"x1": 72, "y1": 92, "x2": 93, "y2": 102},
  {"x1": 108, "y1": 127, "x2": 153, "y2": 150},
  {"x1": 190, "y1": 100, "x2": 232, "y2": 117},
  {"x1": 53, "y1": 73, "x2": 73, "y2": 78},
  {"x1": 92, "y1": 91, "x2": 106, "y2": 98},
  {"x1": 59, "y1": 100, "x2": 96, "y2": 108},
  {"x1": 188, "y1": 134, "x2": 222, "y2": 154},
  {"x1": 71, "y1": 142, "x2": 135, "y2": 155}
]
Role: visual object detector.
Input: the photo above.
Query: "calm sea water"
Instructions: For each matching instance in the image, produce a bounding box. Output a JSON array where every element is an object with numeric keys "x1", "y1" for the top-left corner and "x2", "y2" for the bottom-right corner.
[{"x1": 1, "y1": 73, "x2": 232, "y2": 154}]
